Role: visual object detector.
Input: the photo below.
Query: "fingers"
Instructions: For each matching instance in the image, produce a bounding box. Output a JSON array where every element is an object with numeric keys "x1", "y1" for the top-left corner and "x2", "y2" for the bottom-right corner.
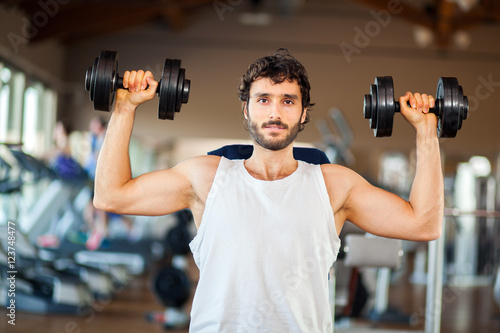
[
  {"x1": 122, "y1": 70, "x2": 156, "y2": 92},
  {"x1": 144, "y1": 71, "x2": 158, "y2": 92},
  {"x1": 402, "y1": 91, "x2": 435, "y2": 113}
]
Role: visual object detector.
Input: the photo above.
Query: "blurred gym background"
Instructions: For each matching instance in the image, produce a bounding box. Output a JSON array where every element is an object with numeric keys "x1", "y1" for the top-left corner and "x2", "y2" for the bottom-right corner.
[{"x1": 0, "y1": 0, "x2": 499, "y2": 332}]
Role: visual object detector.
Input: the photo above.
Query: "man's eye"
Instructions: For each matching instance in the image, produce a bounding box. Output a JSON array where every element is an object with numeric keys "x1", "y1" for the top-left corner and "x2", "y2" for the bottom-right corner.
[
  {"x1": 258, "y1": 98, "x2": 268, "y2": 103},
  {"x1": 283, "y1": 100, "x2": 294, "y2": 105}
]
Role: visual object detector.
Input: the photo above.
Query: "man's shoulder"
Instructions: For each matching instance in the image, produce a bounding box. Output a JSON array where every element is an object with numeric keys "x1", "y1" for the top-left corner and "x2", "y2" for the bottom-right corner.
[
  {"x1": 320, "y1": 163, "x2": 351, "y2": 176},
  {"x1": 182, "y1": 154, "x2": 221, "y2": 172},
  {"x1": 320, "y1": 163, "x2": 363, "y2": 190}
]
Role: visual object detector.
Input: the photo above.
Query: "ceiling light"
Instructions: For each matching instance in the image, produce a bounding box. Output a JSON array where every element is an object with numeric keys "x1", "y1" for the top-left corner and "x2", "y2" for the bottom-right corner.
[{"x1": 413, "y1": 25, "x2": 434, "y2": 48}]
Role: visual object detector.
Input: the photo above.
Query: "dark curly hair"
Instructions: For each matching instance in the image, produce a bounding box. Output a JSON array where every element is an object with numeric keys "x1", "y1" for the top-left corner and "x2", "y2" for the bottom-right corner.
[{"x1": 238, "y1": 48, "x2": 314, "y2": 131}]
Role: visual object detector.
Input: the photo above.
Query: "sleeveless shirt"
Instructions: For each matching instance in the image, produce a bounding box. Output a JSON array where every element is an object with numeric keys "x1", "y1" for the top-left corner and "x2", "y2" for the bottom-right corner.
[{"x1": 189, "y1": 157, "x2": 341, "y2": 332}]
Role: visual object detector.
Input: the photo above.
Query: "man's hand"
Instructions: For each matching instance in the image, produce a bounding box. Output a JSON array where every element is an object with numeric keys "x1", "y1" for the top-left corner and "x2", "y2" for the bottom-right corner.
[
  {"x1": 399, "y1": 92, "x2": 437, "y2": 136},
  {"x1": 115, "y1": 70, "x2": 158, "y2": 111}
]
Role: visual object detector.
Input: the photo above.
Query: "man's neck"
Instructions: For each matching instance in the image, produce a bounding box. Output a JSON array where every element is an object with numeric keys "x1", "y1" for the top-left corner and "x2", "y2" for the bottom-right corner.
[{"x1": 244, "y1": 143, "x2": 298, "y2": 181}]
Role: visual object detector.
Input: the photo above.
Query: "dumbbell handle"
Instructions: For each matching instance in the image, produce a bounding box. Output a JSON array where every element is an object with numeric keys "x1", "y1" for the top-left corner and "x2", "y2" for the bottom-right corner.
[
  {"x1": 394, "y1": 99, "x2": 442, "y2": 117},
  {"x1": 115, "y1": 75, "x2": 161, "y2": 94}
]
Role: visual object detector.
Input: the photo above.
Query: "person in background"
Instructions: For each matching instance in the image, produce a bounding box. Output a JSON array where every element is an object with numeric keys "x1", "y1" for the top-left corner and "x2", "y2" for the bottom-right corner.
[
  {"x1": 46, "y1": 120, "x2": 87, "y2": 182},
  {"x1": 83, "y1": 116, "x2": 109, "y2": 250},
  {"x1": 39, "y1": 120, "x2": 87, "y2": 248},
  {"x1": 84, "y1": 116, "x2": 107, "y2": 180}
]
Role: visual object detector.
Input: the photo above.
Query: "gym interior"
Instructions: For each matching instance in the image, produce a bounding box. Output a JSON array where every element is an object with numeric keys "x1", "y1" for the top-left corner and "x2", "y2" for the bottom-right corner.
[{"x1": 1, "y1": 0, "x2": 500, "y2": 332}]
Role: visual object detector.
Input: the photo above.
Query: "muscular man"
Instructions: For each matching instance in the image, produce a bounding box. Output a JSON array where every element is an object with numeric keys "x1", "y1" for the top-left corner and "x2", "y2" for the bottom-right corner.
[{"x1": 94, "y1": 49, "x2": 443, "y2": 332}]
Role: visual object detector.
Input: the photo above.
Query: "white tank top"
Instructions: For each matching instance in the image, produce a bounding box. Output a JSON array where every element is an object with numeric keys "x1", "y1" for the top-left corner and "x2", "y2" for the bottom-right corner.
[{"x1": 189, "y1": 157, "x2": 341, "y2": 332}]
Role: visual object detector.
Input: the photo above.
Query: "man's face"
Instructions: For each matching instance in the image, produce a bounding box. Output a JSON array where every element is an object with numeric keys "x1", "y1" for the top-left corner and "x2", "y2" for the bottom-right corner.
[{"x1": 245, "y1": 77, "x2": 306, "y2": 151}]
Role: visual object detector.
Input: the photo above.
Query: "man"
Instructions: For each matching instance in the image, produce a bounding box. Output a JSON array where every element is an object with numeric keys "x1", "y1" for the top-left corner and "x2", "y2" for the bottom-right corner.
[{"x1": 94, "y1": 49, "x2": 443, "y2": 332}]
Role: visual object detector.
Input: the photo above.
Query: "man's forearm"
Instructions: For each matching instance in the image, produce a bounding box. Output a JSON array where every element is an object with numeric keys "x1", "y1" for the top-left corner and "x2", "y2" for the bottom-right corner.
[
  {"x1": 408, "y1": 131, "x2": 444, "y2": 239},
  {"x1": 94, "y1": 105, "x2": 136, "y2": 209}
]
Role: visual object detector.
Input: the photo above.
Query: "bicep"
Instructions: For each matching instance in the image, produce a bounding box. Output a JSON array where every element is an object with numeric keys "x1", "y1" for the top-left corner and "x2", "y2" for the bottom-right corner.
[
  {"x1": 135, "y1": 167, "x2": 192, "y2": 213},
  {"x1": 342, "y1": 173, "x2": 426, "y2": 240},
  {"x1": 108, "y1": 164, "x2": 193, "y2": 216},
  {"x1": 104, "y1": 155, "x2": 219, "y2": 217}
]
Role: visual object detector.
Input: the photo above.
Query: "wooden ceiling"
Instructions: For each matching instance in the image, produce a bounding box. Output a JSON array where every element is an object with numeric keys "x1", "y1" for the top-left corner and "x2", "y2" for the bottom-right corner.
[
  {"x1": 0, "y1": 0, "x2": 216, "y2": 43},
  {"x1": 1, "y1": 0, "x2": 499, "y2": 47},
  {"x1": 353, "y1": 0, "x2": 500, "y2": 47}
]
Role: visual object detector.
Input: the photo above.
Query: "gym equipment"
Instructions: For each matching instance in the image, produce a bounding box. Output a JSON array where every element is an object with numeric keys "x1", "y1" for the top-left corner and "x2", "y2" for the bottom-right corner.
[
  {"x1": 148, "y1": 260, "x2": 191, "y2": 329},
  {"x1": 85, "y1": 50, "x2": 190, "y2": 120},
  {"x1": 75, "y1": 250, "x2": 145, "y2": 275},
  {"x1": 363, "y1": 76, "x2": 468, "y2": 138},
  {"x1": 343, "y1": 235, "x2": 409, "y2": 323},
  {"x1": 145, "y1": 308, "x2": 190, "y2": 330},
  {"x1": 146, "y1": 210, "x2": 193, "y2": 330},
  {"x1": 165, "y1": 210, "x2": 194, "y2": 255},
  {"x1": 152, "y1": 266, "x2": 191, "y2": 309},
  {"x1": 423, "y1": 208, "x2": 500, "y2": 333},
  {"x1": 315, "y1": 108, "x2": 355, "y2": 165},
  {"x1": 0, "y1": 244, "x2": 94, "y2": 315}
]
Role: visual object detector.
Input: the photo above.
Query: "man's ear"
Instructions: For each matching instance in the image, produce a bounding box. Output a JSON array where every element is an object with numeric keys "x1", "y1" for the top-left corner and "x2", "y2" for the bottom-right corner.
[
  {"x1": 301, "y1": 108, "x2": 307, "y2": 123},
  {"x1": 243, "y1": 102, "x2": 249, "y2": 119}
]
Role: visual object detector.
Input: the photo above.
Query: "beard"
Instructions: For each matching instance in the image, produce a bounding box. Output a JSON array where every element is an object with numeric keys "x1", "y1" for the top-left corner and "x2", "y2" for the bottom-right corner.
[{"x1": 247, "y1": 118, "x2": 301, "y2": 151}]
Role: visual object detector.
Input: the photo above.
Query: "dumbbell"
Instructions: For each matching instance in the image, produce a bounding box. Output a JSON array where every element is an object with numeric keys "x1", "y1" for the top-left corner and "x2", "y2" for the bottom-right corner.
[
  {"x1": 363, "y1": 76, "x2": 468, "y2": 138},
  {"x1": 85, "y1": 50, "x2": 190, "y2": 120}
]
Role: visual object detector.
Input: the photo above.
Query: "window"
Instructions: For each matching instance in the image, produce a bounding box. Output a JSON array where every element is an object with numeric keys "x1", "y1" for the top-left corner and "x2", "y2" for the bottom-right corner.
[
  {"x1": 0, "y1": 60, "x2": 58, "y2": 229},
  {"x1": 22, "y1": 83, "x2": 57, "y2": 156},
  {"x1": 0, "y1": 65, "x2": 10, "y2": 141},
  {"x1": 0, "y1": 61, "x2": 57, "y2": 156}
]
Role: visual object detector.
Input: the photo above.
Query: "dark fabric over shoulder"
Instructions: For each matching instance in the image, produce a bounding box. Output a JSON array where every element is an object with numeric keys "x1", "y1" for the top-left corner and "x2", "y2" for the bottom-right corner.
[{"x1": 208, "y1": 144, "x2": 330, "y2": 165}]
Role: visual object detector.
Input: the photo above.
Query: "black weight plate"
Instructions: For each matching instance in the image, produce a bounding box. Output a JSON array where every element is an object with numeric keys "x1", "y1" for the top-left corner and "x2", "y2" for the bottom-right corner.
[
  {"x1": 182, "y1": 77, "x2": 190, "y2": 104},
  {"x1": 437, "y1": 77, "x2": 460, "y2": 138},
  {"x1": 169, "y1": 60, "x2": 181, "y2": 118},
  {"x1": 85, "y1": 57, "x2": 99, "y2": 102},
  {"x1": 457, "y1": 86, "x2": 464, "y2": 130},
  {"x1": 166, "y1": 225, "x2": 191, "y2": 255},
  {"x1": 381, "y1": 76, "x2": 395, "y2": 137},
  {"x1": 436, "y1": 78, "x2": 444, "y2": 136},
  {"x1": 368, "y1": 83, "x2": 378, "y2": 129},
  {"x1": 449, "y1": 78, "x2": 460, "y2": 137},
  {"x1": 175, "y1": 68, "x2": 185, "y2": 113},
  {"x1": 153, "y1": 266, "x2": 191, "y2": 308},
  {"x1": 373, "y1": 77, "x2": 386, "y2": 137},
  {"x1": 374, "y1": 76, "x2": 393, "y2": 137},
  {"x1": 457, "y1": 85, "x2": 469, "y2": 130},
  {"x1": 158, "y1": 59, "x2": 174, "y2": 120},
  {"x1": 93, "y1": 50, "x2": 118, "y2": 111},
  {"x1": 370, "y1": 83, "x2": 378, "y2": 129},
  {"x1": 158, "y1": 59, "x2": 170, "y2": 119},
  {"x1": 90, "y1": 58, "x2": 98, "y2": 102},
  {"x1": 363, "y1": 94, "x2": 372, "y2": 120},
  {"x1": 374, "y1": 77, "x2": 385, "y2": 135},
  {"x1": 363, "y1": 84, "x2": 377, "y2": 129}
]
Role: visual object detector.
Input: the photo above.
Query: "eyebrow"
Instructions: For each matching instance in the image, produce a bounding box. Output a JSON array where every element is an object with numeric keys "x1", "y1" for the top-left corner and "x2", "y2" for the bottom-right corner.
[{"x1": 252, "y1": 92, "x2": 299, "y2": 100}]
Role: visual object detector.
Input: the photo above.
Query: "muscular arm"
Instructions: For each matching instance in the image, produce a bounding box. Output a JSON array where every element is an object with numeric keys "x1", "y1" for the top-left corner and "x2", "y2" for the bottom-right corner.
[
  {"x1": 93, "y1": 71, "x2": 218, "y2": 220},
  {"x1": 330, "y1": 92, "x2": 444, "y2": 241}
]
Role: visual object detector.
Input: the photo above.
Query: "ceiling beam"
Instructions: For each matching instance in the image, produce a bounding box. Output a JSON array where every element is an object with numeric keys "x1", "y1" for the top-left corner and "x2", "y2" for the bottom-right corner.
[
  {"x1": 352, "y1": 0, "x2": 434, "y2": 28},
  {"x1": 28, "y1": 5, "x2": 162, "y2": 44},
  {"x1": 434, "y1": 0, "x2": 457, "y2": 47},
  {"x1": 0, "y1": 0, "x2": 215, "y2": 44}
]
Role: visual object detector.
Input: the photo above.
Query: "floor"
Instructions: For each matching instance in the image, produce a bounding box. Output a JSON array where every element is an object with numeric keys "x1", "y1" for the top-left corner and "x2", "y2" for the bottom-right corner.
[{"x1": 2, "y1": 256, "x2": 500, "y2": 333}]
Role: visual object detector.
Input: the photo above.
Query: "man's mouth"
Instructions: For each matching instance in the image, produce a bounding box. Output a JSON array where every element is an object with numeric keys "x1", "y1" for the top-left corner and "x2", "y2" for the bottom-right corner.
[{"x1": 263, "y1": 121, "x2": 287, "y2": 130}]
